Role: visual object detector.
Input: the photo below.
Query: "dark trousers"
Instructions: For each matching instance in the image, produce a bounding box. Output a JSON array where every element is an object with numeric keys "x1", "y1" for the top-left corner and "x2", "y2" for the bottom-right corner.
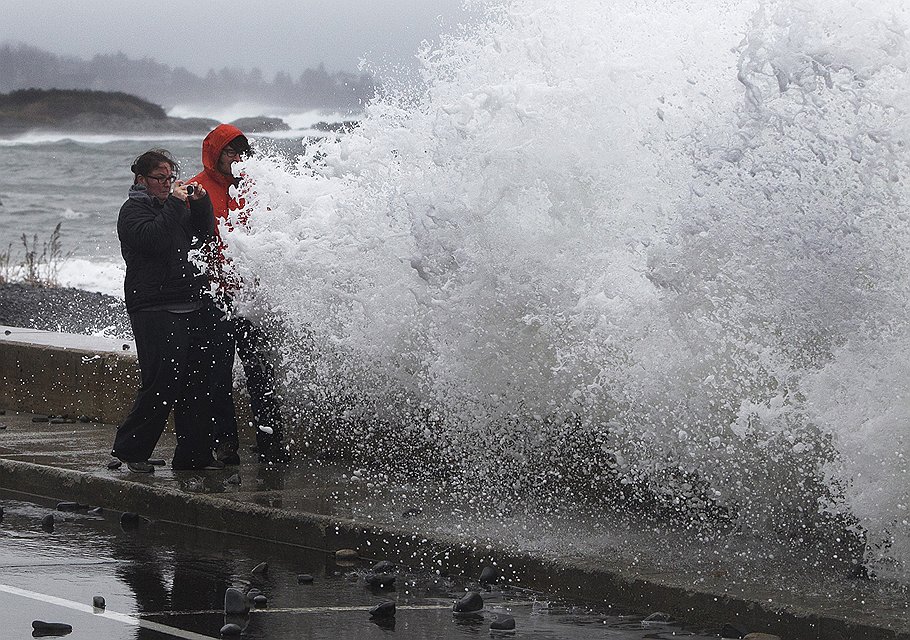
[
  {"x1": 111, "y1": 305, "x2": 222, "y2": 467},
  {"x1": 211, "y1": 316, "x2": 282, "y2": 454}
]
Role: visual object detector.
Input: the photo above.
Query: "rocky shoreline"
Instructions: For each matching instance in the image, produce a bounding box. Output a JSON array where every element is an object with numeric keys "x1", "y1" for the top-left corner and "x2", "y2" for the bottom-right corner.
[{"x1": 0, "y1": 282, "x2": 131, "y2": 338}]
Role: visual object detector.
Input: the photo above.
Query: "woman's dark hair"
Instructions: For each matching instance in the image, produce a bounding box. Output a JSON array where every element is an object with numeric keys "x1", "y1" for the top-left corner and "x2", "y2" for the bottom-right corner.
[{"x1": 130, "y1": 149, "x2": 178, "y2": 183}]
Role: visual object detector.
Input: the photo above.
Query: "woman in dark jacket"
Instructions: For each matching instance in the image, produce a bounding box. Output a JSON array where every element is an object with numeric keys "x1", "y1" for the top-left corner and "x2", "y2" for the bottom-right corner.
[{"x1": 111, "y1": 148, "x2": 226, "y2": 472}]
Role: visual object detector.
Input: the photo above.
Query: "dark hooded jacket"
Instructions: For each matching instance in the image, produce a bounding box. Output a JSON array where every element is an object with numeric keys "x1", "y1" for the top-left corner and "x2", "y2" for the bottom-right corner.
[{"x1": 117, "y1": 185, "x2": 215, "y2": 313}]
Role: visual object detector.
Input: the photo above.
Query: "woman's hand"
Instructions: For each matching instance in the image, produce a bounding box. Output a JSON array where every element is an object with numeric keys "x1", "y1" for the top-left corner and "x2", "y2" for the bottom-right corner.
[{"x1": 174, "y1": 181, "x2": 206, "y2": 201}]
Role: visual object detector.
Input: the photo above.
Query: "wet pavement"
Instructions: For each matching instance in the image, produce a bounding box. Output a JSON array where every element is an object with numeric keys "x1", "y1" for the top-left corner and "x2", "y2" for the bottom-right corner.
[
  {"x1": 0, "y1": 491, "x2": 721, "y2": 639},
  {"x1": 1, "y1": 409, "x2": 909, "y2": 639}
]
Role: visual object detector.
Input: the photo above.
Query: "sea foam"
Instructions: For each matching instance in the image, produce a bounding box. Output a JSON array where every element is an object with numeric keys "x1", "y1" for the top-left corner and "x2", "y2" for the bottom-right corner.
[{"x1": 222, "y1": 0, "x2": 910, "y2": 578}]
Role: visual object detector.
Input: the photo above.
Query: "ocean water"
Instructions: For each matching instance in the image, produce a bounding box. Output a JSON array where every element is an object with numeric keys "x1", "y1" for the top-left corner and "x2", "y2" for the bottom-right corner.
[
  {"x1": 4, "y1": 0, "x2": 910, "y2": 586},
  {"x1": 0, "y1": 111, "x2": 346, "y2": 295}
]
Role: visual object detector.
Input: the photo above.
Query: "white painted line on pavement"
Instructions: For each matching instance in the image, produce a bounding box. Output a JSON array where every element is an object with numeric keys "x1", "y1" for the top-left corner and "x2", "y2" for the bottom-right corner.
[{"x1": 0, "y1": 583, "x2": 220, "y2": 640}]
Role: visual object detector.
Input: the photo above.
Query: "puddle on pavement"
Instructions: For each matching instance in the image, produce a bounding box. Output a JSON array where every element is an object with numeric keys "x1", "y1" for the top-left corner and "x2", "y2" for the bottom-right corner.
[{"x1": 0, "y1": 490, "x2": 725, "y2": 639}]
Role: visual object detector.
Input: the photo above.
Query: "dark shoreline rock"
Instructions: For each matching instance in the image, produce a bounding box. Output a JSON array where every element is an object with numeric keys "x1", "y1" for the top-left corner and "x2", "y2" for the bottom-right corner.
[{"x1": 0, "y1": 282, "x2": 131, "y2": 338}]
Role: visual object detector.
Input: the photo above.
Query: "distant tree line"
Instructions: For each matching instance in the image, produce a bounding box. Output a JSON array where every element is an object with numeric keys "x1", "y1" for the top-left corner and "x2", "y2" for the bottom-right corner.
[{"x1": 0, "y1": 43, "x2": 375, "y2": 111}]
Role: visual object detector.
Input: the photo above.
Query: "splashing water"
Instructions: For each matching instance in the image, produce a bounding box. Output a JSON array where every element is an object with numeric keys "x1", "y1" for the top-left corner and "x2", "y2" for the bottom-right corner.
[{"x1": 224, "y1": 0, "x2": 910, "y2": 579}]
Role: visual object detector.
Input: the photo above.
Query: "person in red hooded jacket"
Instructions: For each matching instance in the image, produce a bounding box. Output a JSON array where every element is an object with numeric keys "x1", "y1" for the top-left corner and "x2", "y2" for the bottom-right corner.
[{"x1": 190, "y1": 124, "x2": 285, "y2": 465}]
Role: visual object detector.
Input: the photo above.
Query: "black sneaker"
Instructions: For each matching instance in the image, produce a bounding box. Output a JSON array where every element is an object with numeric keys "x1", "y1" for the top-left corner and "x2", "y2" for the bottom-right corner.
[
  {"x1": 126, "y1": 461, "x2": 154, "y2": 473},
  {"x1": 172, "y1": 458, "x2": 226, "y2": 471},
  {"x1": 217, "y1": 452, "x2": 241, "y2": 465}
]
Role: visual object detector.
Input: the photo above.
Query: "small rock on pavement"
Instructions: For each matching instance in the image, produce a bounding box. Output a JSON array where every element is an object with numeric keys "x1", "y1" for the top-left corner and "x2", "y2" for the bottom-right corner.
[
  {"x1": 365, "y1": 573, "x2": 396, "y2": 588},
  {"x1": 220, "y1": 623, "x2": 243, "y2": 636},
  {"x1": 253, "y1": 594, "x2": 268, "y2": 607},
  {"x1": 225, "y1": 473, "x2": 241, "y2": 485},
  {"x1": 0, "y1": 506, "x2": 4, "y2": 521},
  {"x1": 642, "y1": 611, "x2": 673, "y2": 625},
  {"x1": 92, "y1": 596, "x2": 105, "y2": 609},
  {"x1": 490, "y1": 615, "x2": 516, "y2": 631},
  {"x1": 479, "y1": 565, "x2": 500, "y2": 585},
  {"x1": 32, "y1": 621, "x2": 73, "y2": 633},
  {"x1": 41, "y1": 514, "x2": 55, "y2": 531},
  {"x1": 224, "y1": 587, "x2": 248, "y2": 615},
  {"x1": 371, "y1": 560, "x2": 396, "y2": 573},
  {"x1": 107, "y1": 459, "x2": 122, "y2": 470},
  {"x1": 119, "y1": 512, "x2": 141, "y2": 529},
  {"x1": 297, "y1": 574, "x2": 314, "y2": 584},
  {"x1": 335, "y1": 548, "x2": 359, "y2": 560},
  {"x1": 56, "y1": 501, "x2": 86, "y2": 512},
  {"x1": 453, "y1": 591, "x2": 484, "y2": 613},
  {"x1": 721, "y1": 622, "x2": 748, "y2": 639},
  {"x1": 251, "y1": 562, "x2": 268, "y2": 575},
  {"x1": 743, "y1": 635, "x2": 782, "y2": 640},
  {"x1": 369, "y1": 601, "x2": 396, "y2": 618}
]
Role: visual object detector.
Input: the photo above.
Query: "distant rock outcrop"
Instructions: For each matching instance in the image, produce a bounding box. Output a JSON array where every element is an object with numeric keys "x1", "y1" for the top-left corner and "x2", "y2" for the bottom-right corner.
[
  {"x1": 0, "y1": 88, "x2": 217, "y2": 135},
  {"x1": 230, "y1": 116, "x2": 290, "y2": 133}
]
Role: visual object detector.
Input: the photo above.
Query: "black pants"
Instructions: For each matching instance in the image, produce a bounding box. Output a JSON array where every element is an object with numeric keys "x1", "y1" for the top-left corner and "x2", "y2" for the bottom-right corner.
[
  {"x1": 111, "y1": 305, "x2": 222, "y2": 467},
  {"x1": 211, "y1": 316, "x2": 283, "y2": 455}
]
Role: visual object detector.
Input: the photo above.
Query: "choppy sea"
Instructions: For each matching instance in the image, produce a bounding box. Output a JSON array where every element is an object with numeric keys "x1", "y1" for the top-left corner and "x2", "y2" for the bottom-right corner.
[{"x1": 0, "y1": 109, "x2": 342, "y2": 296}]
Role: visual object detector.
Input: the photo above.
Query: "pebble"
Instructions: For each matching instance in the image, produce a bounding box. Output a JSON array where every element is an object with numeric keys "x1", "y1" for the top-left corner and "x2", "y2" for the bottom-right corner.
[
  {"x1": 220, "y1": 623, "x2": 243, "y2": 636},
  {"x1": 365, "y1": 573, "x2": 396, "y2": 588},
  {"x1": 78, "y1": 415, "x2": 91, "y2": 423},
  {"x1": 92, "y1": 596, "x2": 105, "y2": 609},
  {"x1": 252, "y1": 594, "x2": 268, "y2": 607},
  {"x1": 371, "y1": 560, "x2": 396, "y2": 573},
  {"x1": 479, "y1": 565, "x2": 500, "y2": 585},
  {"x1": 56, "y1": 501, "x2": 85, "y2": 512},
  {"x1": 335, "y1": 548, "x2": 359, "y2": 560},
  {"x1": 32, "y1": 621, "x2": 73, "y2": 633},
  {"x1": 297, "y1": 574, "x2": 314, "y2": 584},
  {"x1": 453, "y1": 591, "x2": 483, "y2": 614},
  {"x1": 41, "y1": 514, "x2": 55, "y2": 531},
  {"x1": 643, "y1": 611, "x2": 673, "y2": 625},
  {"x1": 225, "y1": 474, "x2": 241, "y2": 485},
  {"x1": 224, "y1": 587, "x2": 248, "y2": 615},
  {"x1": 369, "y1": 601, "x2": 396, "y2": 618},
  {"x1": 106, "y1": 460, "x2": 122, "y2": 470},
  {"x1": 251, "y1": 562, "x2": 268, "y2": 576},
  {"x1": 119, "y1": 512, "x2": 140, "y2": 530},
  {"x1": 490, "y1": 615, "x2": 516, "y2": 631}
]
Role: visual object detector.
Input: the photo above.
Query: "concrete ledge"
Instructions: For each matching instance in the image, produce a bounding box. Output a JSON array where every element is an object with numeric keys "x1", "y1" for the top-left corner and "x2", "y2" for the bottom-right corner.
[
  {"x1": 0, "y1": 457, "x2": 906, "y2": 640},
  {"x1": 0, "y1": 326, "x2": 138, "y2": 423}
]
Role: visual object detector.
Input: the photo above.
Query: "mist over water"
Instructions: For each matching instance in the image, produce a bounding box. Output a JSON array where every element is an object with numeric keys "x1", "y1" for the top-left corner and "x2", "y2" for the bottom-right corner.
[{"x1": 224, "y1": 0, "x2": 910, "y2": 579}]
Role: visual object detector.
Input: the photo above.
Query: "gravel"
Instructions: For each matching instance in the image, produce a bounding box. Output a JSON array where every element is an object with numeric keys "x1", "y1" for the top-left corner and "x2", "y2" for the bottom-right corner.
[{"x1": 0, "y1": 282, "x2": 131, "y2": 338}]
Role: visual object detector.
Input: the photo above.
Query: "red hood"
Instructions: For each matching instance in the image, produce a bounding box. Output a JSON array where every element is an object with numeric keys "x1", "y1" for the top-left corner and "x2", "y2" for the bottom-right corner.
[{"x1": 201, "y1": 123, "x2": 247, "y2": 177}]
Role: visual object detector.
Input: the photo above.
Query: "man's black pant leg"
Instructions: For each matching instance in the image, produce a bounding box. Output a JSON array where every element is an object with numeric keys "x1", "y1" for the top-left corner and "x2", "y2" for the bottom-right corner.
[{"x1": 235, "y1": 316, "x2": 283, "y2": 450}]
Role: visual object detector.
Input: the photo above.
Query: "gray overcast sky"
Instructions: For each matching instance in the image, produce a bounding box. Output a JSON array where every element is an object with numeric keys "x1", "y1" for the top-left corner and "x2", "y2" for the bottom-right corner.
[{"x1": 0, "y1": 0, "x2": 476, "y2": 76}]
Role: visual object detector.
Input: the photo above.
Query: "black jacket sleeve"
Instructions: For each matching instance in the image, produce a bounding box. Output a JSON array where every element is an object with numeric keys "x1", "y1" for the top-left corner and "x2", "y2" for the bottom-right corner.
[
  {"x1": 118, "y1": 197, "x2": 190, "y2": 255},
  {"x1": 188, "y1": 193, "x2": 215, "y2": 238}
]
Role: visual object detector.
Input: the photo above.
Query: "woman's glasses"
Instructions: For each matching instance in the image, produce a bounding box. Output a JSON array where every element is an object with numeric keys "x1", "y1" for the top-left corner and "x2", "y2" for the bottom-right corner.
[{"x1": 145, "y1": 174, "x2": 178, "y2": 184}]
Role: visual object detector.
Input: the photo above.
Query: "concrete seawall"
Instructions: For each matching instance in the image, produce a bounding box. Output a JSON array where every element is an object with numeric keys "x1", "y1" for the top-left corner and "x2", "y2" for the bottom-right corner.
[{"x1": 0, "y1": 326, "x2": 138, "y2": 423}]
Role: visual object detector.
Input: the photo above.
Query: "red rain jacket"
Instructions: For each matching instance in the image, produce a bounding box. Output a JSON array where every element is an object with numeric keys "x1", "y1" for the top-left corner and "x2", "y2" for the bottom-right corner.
[{"x1": 189, "y1": 123, "x2": 248, "y2": 294}]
